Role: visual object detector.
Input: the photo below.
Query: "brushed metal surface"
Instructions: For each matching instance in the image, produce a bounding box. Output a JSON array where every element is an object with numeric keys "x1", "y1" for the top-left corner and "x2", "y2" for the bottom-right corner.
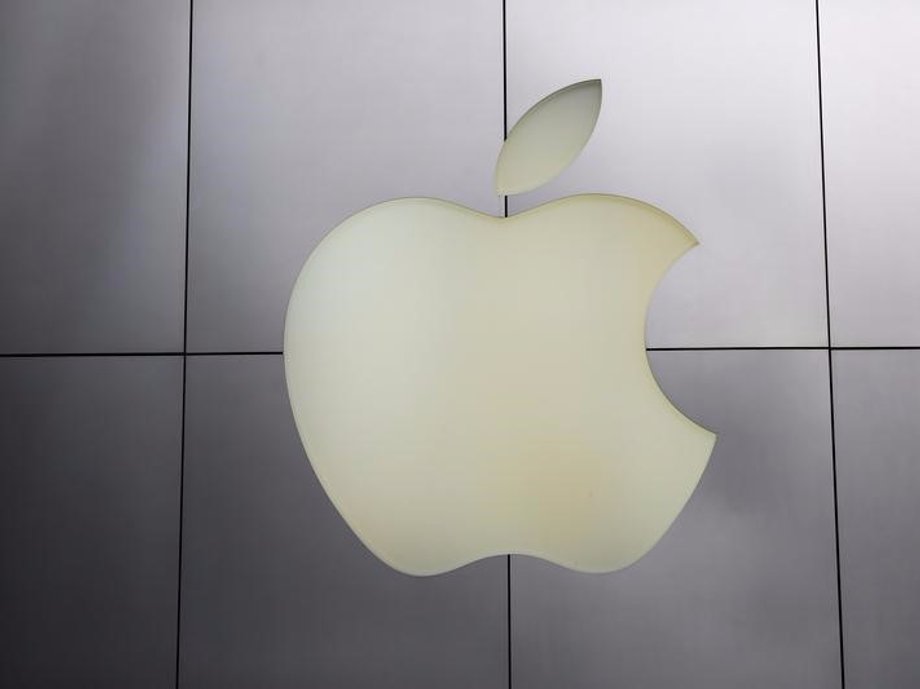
[
  {"x1": 187, "y1": 0, "x2": 503, "y2": 352},
  {"x1": 511, "y1": 350, "x2": 840, "y2": 689},
  {"x1": 0, "y1": 356, "x2": 182, "y2": 688},
  {"x1": 179, "y1": 355, "x2": 506, "y2": 689},
  {"x1": 821, "y1": 0, "x2": 920, "y2": 345},
  {"x1": 506, "y1": 0, "x2": 827, "y2": 347},
  {"x1": 833, "y1": 351, "x2": 920, "y2": 688},
  {"x1": 0, "y1": 0, "x2": 188, "y2": 353}
]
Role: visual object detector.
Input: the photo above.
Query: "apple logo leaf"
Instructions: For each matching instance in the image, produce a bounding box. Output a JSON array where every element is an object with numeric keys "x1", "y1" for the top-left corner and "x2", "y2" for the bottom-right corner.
[{"x1": 495, "y1": 78, "x2": 602, "y2": 196}]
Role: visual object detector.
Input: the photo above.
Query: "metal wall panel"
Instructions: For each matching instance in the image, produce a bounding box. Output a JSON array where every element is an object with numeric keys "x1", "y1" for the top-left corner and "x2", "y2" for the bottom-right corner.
[
  {"x1": 834, "y1": 351, "x2": 920, "y2": 688},
  {"x1": 7, "y1": 2, "x2": 920, "y2": 687},
  {"x1": 511, "y1": 350, "x2": 840, "y2": 688},
  {"x1": 187, "y1": 0, "x2": 503, "y2": 352},
  {"x1": 506, "y1": 0, "x2": 827, "y2": 347},
  {"x1": 0, "y1": 356, "x2": 182, "y2": 689},
  {"x1": 821, "y1": 0, "x2": 920, "y2": 346},
  {"x1": 179, "y1": 355, "x2": 506, "y2": 689},
  {"x1": 0, "y1": 0, "x2": 188, "y2": 354}
]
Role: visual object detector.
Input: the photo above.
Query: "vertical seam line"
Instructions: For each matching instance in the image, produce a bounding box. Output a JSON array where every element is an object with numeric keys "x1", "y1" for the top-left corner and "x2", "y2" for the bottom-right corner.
[
  {"x1": 176, "y1": 2, "x2": 194, "y2": 688},
  {"x1": 815, "y1": 1, "x2": 846, "y2": 686},
  {"x1": 502, "y1": 3, "x2": 511, "y2": 688}
]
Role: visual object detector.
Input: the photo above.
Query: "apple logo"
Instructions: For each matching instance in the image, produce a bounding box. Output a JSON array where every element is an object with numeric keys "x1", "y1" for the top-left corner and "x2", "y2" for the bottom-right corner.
[{"x1": 284, "y1": 79, "x2": 716, "y2": 576}]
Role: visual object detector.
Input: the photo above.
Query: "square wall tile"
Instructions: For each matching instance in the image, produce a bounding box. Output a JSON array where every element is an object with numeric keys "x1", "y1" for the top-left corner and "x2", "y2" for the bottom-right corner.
[
  {"x1": 511, "y1": 350, "x2": 840, "y2": 689},
  {"x1": 179, "y1": 355, "x2": 506, "y2": 689},
  {"x1": 0, "y1": 1, "x2": 188, "y2": 353},
  {"x1": 187, "y1": 0, "x2": 503, "y2": 352},
  {"x1": 0, "y1": 356, "x2": 183, "y2": 688},
  {"x1": 833, "y1": 351, "x2": 920, "y2": 688},
  {"x1": 822, "y1": 1, "x2": 920, "y2": 345},
  {"x1": 506, "y1": 0, "x2": 827, "y2": 347}
]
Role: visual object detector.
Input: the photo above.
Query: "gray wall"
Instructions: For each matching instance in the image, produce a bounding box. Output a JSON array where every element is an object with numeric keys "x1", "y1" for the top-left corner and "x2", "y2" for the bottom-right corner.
[{"x1": 1, "y1": 1, "x2": 918, "y2": 687}]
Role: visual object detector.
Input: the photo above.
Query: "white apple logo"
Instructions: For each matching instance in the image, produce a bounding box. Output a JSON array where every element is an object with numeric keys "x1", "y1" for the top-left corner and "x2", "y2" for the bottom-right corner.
[{"x1": 284, "y1": 79, "x2": 716, "y2": 576}]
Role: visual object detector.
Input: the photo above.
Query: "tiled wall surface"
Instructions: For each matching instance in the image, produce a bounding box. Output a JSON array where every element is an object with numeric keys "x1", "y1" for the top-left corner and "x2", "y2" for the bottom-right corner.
[{"x1": 1, "y1": 1, "x2": 919, "y2": 687}]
